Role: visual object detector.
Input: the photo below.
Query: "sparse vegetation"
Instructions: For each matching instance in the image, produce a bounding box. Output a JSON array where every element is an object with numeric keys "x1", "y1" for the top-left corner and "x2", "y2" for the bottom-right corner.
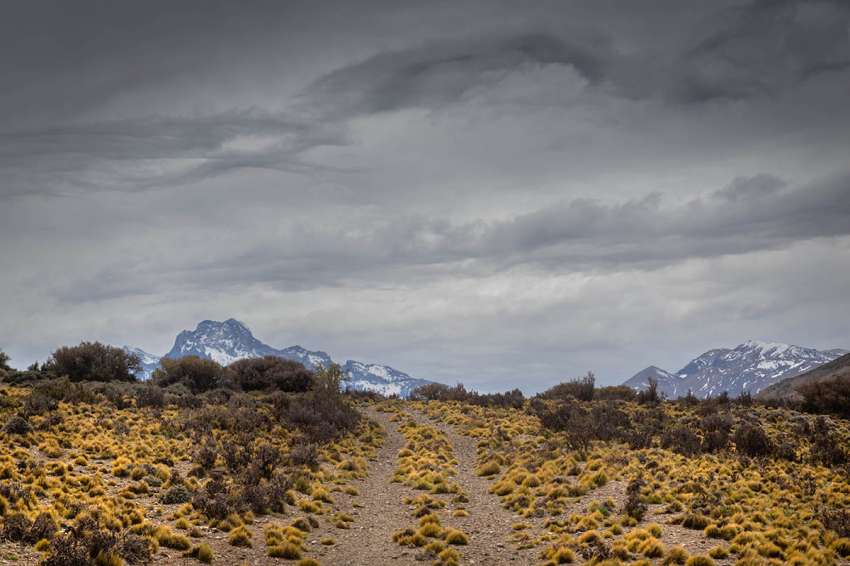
[
  {"x1": 0, "y1": 343, "x2": 376, "y2": 566},
  {"x1": 415, "y1": 376, "x2": 850, "y2": 566},
  {"x1": 3, "y1": 340, "x2": 850, "y2": 566}
]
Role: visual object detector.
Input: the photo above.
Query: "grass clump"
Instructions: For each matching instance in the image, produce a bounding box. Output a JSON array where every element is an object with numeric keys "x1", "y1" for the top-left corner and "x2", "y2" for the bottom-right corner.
[
  {"x1": 227, "y1": 526, "x2": 252, "y2": 547},
  {"x1": 268, "y1": 542, "x2": 302, "y2": 559},
  {"x1": 444, "y1": 528, "x2": 468, "y2": 545},
  {"x1": 186, "y1": 543, "x2": 214, "y2": 563}
]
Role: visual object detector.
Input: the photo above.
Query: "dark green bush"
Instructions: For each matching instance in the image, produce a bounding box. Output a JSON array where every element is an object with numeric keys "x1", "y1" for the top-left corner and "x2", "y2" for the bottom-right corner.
[
  {"x1": 595, "y1": 385, "x2": 637, "y2": 401},
  {"x1": 734, "y1": 421, "x2": 772, "y2": 457},
  {"x1": 45, "y1": 342, "x2": 140, "y2": 382},
  {"x1": 225, "y1": 356, "x2": 313, "y2": 392},
  {"x1": 0, "y1": 350, "x2": 10, "y2": 380},
  {"x1": 153, "y1": 356, "x2": 223, "y2": 393},
  {"x1": 134, "y1": 384, "x2": 165, "y2": 408},
  {"x1": 661, "y1": 425, "x2": 701, "y2": 456},
  {"x1": 539, "y1": 372, "x2": 595, "y2": 402},
  {"x1": 161, "y1": 484, "x2": 193, "y2": 505},
  {"x1": 799, "y1": 376, "x2": 850, "y2": 418},
  {"x1": 699, "y1": 413, "x2": 733, "y2": 453},
  {"x1": 410, "y1": 382, "x2": 524, "y2": 408}
]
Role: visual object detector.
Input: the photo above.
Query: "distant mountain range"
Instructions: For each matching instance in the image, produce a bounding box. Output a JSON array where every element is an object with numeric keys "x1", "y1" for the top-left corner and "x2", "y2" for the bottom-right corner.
[
  {"x1": 624, "y1": 340, "x2": 848, "y2": 399},
  {"x1": 124, "y1": 318, "x2": 434, "y2": 398}
]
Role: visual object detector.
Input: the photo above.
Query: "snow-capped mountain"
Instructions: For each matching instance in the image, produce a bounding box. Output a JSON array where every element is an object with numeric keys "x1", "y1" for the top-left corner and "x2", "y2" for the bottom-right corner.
[
  {"x1": 123, "y1": 346, "x2": 162, "y2": 380},
  {"x1": 624, "y1": 340, "x2": 848, "y2": 399},
  {"x1": 276, "y1": 345, "x2": 334, "y2": 372},
  {"x1": 129, "y1": 318, "x2": 434, "y2": 397},
  {"x1": 164, "y1": 319, "x2": 282, "y2": 365},
  {"x1": 341, "y1": 360, "x2": 433, "y2": 398},
  {"x1": 622, "y1": 365, "x2": 682, "y2": 396}
]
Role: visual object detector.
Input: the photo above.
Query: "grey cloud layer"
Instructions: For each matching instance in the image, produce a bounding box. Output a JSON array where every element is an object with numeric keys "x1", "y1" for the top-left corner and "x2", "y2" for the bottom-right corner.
[
  {"x1": 17, "y1": 171, "x2": 848, "y2": 306},
  {"x1": 5, "y1": 1, "x2": 849, "y2": 199},
  {"x1": 1, "y1": 0, "x2": 849, "y2": 388}
]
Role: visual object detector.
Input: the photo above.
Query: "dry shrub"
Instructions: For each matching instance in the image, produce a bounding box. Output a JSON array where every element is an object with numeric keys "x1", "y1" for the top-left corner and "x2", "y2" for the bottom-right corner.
[
  {"x1": 808, "y1": 417, "x2": 848, "y2": 467},
  {"x1": 0, "y1": 512, "x2": 31, "y2": 542},
  {"x1": 285, "y1": 365, "x2": 359, "y2": 443},
  {"x1": 161, "y1": 484, "x2": 193, "y2": 505},
  {"x1": 699, "y1": 414, "x2": 732, "y2": 453},
  {"x1": 799, "y1": 375, "x2": 850, "y2": 418},
  {"x1": 733, "y1": 422, "x2": 772, "y2": 458},
  {"x1": 41, "y1": 517, "x2": 152, "y2": 566},
  {"x1": 134, "y1": 384, "x2": 165, "y2": 408},
  {"x1": 661, "y1": 426, "x2": 701, "y2": 456},
  {"x1": 288, "y1": 440, "x2": 319, "y2": 469},
  {"x1": 819, "y1": 504, "x2": 850, "y2": 538},
  {"x1": 3, "y1": 414, "x2": 31, "y2": 435},
  {"x1": 624, "y1": 477, "x2": 647, "y2": 521}
]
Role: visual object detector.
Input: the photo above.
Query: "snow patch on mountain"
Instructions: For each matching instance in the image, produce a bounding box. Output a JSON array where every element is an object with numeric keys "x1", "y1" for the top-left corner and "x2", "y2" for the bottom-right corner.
[
  {"x1": 342, "y1": 360, "x2": 432, "y2": 398},
  {"x1": 624, "y1": 340, "x2": 847, "y2": 399},
  {"x1": 128, "y1": 318, "x2": 434, "y2": 397},
  {"x1": 622, "y1": 365, "x2": 682, "y2": 396},
  {"x1": 122, "y1": 346, "x2": 161, "y2": 380}
]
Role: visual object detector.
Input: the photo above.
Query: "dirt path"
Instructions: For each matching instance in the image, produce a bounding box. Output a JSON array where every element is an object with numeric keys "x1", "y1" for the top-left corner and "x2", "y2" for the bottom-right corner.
[
  {"x1": 319, "y1": 407, "x2": 540, "y2": 565},
  {"x1": 314, "y1": 408, "x2": 423, "y2": 566},
  {"x1": 407, "y1": 409, "x2": 539, "y2": 565}
]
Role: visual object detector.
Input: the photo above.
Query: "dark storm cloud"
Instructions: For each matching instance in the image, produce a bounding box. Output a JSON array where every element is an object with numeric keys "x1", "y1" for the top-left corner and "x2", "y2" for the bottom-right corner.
[
  {"x1": 3, "y1": 0, "x2": 848, "y2": 199},
  {"x1": 673, "y1": 0, "x2": 850, "y2": 102},
  {"x1": 0, "y1": 0, "x2": 311, "y2": 128},
  {"x1": 302, "y1": 33, "x2": 606, "y2": 117},
  {"x1": 1, "y1": 30, "x2": 609, "y2": 197}
]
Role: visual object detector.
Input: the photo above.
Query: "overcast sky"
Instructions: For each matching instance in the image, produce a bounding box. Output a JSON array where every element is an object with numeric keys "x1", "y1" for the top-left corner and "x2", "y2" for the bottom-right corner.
[{"x1": 2, "y1": 0, "x2": 849, "y2": 391}]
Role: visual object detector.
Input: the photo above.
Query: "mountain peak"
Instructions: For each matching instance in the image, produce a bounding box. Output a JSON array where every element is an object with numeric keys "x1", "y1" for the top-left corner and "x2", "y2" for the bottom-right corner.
[
  {"x1": 623, "y1": 365, "x2": 682, "y2": 396},
  {"x1": 121, "y1": 346, "x2": 161, "y2": 380},
  {"x1": 165, "y1": 318, "x2": 276, "y2": 365},
  {"x1": 741, "y1": 339, "x2": 786, "y2": 349},
  {"x1": 130, "y1": 318, "x2": 435, "y2": 397},
  {"x1": 625, "y1": 340, "x2": 844, "y2": 399},
  {"x1": 195, "y1": 318, "x2": 252, "y2": 334},
  {"x1": 737, "y1": 339, "x2": 798, "y2": 355}
]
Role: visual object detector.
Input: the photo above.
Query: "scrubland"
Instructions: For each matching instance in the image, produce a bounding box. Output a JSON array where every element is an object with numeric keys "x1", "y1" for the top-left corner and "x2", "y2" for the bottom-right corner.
[{"x1": 1, "y1": 345, "x2": 849, "y2": 565}]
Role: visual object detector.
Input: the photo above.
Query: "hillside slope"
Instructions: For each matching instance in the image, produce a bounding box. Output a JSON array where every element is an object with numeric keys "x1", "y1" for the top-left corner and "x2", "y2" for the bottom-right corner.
[{"x1": 757, "y1": 353, "x2": 850, "y2": 401}]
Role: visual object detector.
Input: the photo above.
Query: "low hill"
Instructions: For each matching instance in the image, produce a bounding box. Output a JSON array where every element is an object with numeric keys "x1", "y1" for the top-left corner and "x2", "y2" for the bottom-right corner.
[{"x1": 757, "y1": 353, "x2": 850, "y2": 401}]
